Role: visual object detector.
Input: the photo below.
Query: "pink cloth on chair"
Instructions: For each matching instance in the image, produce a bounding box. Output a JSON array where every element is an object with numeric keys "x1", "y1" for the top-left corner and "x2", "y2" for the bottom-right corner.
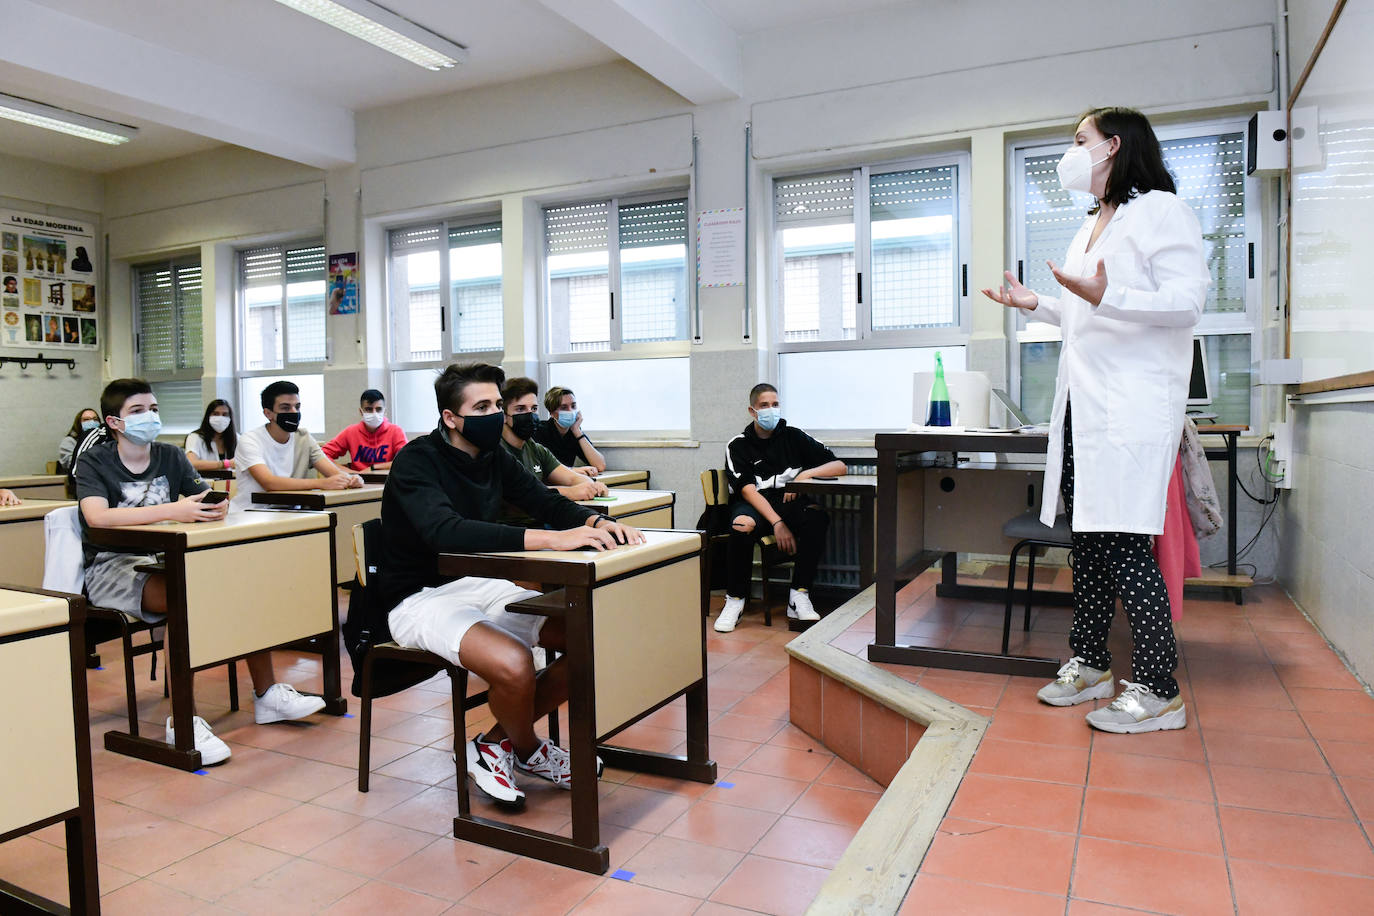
[{"x1": 1153, "y1": 455, "x2": 1201, "y2": 621}]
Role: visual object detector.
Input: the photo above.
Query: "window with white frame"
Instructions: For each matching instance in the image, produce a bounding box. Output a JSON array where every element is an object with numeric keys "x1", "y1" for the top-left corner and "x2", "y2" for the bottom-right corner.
[
  {"x1": 236, "y1": 241, "x2": 328, "y2": 435},
  {"x1": 134, "y1": 257, "x2": 204, "y2": 433},
  {"x1": 772, "y1": 154, "x2": 971, "y2": 431},
  {"x1": 387, "y1": 217, "x2": 503, "y2": 432},
  {"x1": 542, "y1": 194, "x2": 691, "y2": 436},
  {"x1": 1012, "y1": 123, "x2": 1257, "y2": 426}
]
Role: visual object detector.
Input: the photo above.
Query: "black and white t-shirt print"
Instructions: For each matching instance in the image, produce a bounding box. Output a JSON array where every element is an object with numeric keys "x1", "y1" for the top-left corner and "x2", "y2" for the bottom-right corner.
[
  {"x1": 74, "y1": 439, "x2": 209, "y2": 558},
  {"x1": 118, "y1": 477, "x2": 171, "y2": 508}
]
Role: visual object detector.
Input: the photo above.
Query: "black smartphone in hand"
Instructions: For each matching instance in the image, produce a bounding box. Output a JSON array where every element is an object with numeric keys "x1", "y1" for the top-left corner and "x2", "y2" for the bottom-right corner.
[{"x1": 201, "y1": 490, "x2": 229, "y2": 505}]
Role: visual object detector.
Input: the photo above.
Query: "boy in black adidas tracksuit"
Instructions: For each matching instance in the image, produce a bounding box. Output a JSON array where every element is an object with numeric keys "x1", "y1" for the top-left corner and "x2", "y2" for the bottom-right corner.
[{"x1": 716, "y1": 383, "x2": 848, "y2": 632}]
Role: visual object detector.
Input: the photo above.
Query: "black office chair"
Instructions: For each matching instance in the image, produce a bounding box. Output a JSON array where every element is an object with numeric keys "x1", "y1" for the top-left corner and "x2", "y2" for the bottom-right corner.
[
  {"x1": 1000, "y1": 511, "x2": 1073, "y2": 655},
  {"x1": 699, "y1": 469, "x2": 793, "y2": 627}
]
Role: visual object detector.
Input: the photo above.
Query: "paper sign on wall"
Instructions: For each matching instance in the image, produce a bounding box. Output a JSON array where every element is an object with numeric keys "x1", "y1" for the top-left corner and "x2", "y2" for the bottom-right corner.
[
  {"x1": 697, "y1": 208, "x2": 745, "y2": 288},
  {"x1": 328, "y1": 252, "x2": 359, "y2": 315},
  {"x1": 1, "y1": 209, "x2": 99, "y2": 350}
]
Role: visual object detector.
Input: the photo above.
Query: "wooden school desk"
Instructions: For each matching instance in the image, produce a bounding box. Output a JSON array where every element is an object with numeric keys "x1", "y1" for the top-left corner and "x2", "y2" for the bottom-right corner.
[
  {"x1": 577, "y1": 488, "x2": 674, "y2": 528},
  {"x1": 0, "y1": 498, "x2": 76, "y2": 589},
  {"x1": 785, "y1": 475, "x2": 878, "y2": 590},
  {"x1": 438, "y1": 530, "x2": 714, "y2": 874},
  {"x1": 252, "y1": 486, "x2": 385, "y2": 585},
  {"x1": 358, "y1": 468, "x2": 389, "y2": 485},
  {"x1": 85, "y1": 510, "x2": 347, "y2": 770},
  {"x1": 595, "y1": 469, "x2": 649, "y2": 489},
  {"x1": 0, "y1": 587, "x2": 99, "y2": 914},
  {"x1": 0, "y1": 474, "x2": 67, "y2": 500}
]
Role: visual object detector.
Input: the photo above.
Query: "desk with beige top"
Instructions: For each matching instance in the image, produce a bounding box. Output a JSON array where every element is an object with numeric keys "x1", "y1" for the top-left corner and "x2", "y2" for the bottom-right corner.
[
  {"x1": 85, "y1": 510, "x2": 347, "y2": 770},
  {"x1": 252, "y1": 486, "x2": 385, "y2": 585},
  {"x1": 594, "y1": 469, "x2": 649, "y2": 489},
  {"x1": 0, "y1": 475, "x2": 67, "y2": 500},
  {"x1": 438, "y1": 529, "x2": 714, "y2": 874},
  {"x1": 0, "y1": 587, "x2": 99, "y2": 914},
  {"x1": 576, "y1": 487, "x2": 674, "y2": 528},
  {"x1": 0, "y1": 499, "x2": 76, "y2": 589}
]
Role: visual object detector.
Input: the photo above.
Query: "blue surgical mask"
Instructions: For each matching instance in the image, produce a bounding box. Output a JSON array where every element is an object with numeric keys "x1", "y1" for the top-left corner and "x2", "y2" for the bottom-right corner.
[
  {"x1": 557, "y1": 410, "x2": 578, "y2": 429},
  {"x1": 754, "y1": 407, "x2": 782, "y2": 431},
  {"x1": 80, "y1": 419, "x2": 98, "y2": 432},
  {"x1": 120, "y1": 412, "x2": 162, "y2": 445}
]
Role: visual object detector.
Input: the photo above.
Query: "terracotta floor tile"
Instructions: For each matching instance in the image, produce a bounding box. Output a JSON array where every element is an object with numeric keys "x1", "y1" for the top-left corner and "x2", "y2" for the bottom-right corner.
[
  {"x1": 920, "y1": 817, "x2": 1075, "y2": 896},
  {"x1": 459, "y1": 856, "x2": 603, "y2": 915},
  {"x1": 709, "y1": 853, "x2": 830, "y2": 916},
  {"x1": 967, "y1": 738, "x2": 1090, "y2": 786},
  {"x1": 1071, "y1": 836, "x2": 1231, "y2": 914},
  {"x1": 1086, "y1": 724, "x2": 1206, "y2": 762},
  {"x1": 623, "y1": 770, "x2": 714, "y2": 800},
  {"x1": 986, "y1": 709, "x2": 1092, "y2": 748},
  {"x1": 377, "y1": 712, "x2": 456, "y2": 747},
  {"x1": 1230, "y1": 859, "x2": 1374, "y2": 916},
  {"x1": 121, "y1": 769, "x2": 241, "y2": 819},
  {"x1": 661, "y1": 800, "x2": 780, "y2": 852},
  {"x1": 917, "y1": 675, "x2": 1006, "y2": 709},
  {"x1": 1210, "y1": 763, "x2": 1351, "y2": 818},
  {"x1": 0, "y1": 836, "x2": 135, "y2": 907},
  {"x1": 693, "y1": 903, "x2": 764, "y2": 916},
  {"x1": 768, "y1": 724, "x2": 829, "y2": 753},
  {"x1": 92, "y1": 804, "x2": 223, "y2": 877},
  {"x1": 374, "y1": 785, "x2": 460, "y2": 835},
  {"x1": 701, "y1": 769, "x2": 809, "y2": 814},
  {"x1": 596, "y1": 784, "x2": 693, "y2": 833},
  {"x1": 375, "y1": 745, "x2": 461, "y2": 786},
  {"x1": 947, "y1": 773, "x2": 1084, "y2": 833},
  {"x1": 318, "y1": 879, "x2": 451, "y2": 914},
  {"x1": 237, "y1": 803, "x2": 364, "y2": 857},
  {"x1": 1085, "y1": 749, "x2": 1214, "y2": 803},
  {"x1": 1080, "y1": 789, "x2": 1222, "y2": 855},
  {"x1": 380, "y1": 836, "x2": 514, "y2": 901},
  {"x1": 1203, "y1": 729, "x2": 1330, "y2": 774},
  {"x1": 899, "y1": 874, "x2": 1066, "y2": 915},
  {"x1": 1320, "y1": 739, "x2": 1374, "y2": 780},
  {"x1": 568, "y1": 878, "x2": 701, "y2": 915},
  {"x1": 1274, "y1": 663, "x2": 1362, "y2": 691},
  {"x1": 208, "y1": 746, "x2": 356, "y2": 802},
  {"x1": 751, "y1": 814, "x2": 857, "y2": 869},
  {"x1": 1341, "y1": 775, "x2": 1374, "y2": 821},
  {"x1": 1287, "y1": 687, "x2": 1374, "y2": 716},
  {"x1": 1301, "y1": 711, "x2": 1374, "y2": 745},
  {"x1": 97, "y1": 878, "x2": 206, "y2": 915},
  {"x1": 699, "y1": 734, "x2": 764, "y2": 770},
  {"x1": 169, "y1": 785, "x2": 299, "y2": 836},
  {"x1": 710, "y1": 712, "x2": 787, "y2": 744},
  {"x1": 737, "y1": 743, "x2": 834, "y2": 782},
  {"x1": 815, "y1": 756, "x2": 883, "y2": 792},
  {"x1": 730, "y1": 690, "x2": 792, "y2": 720},
  {"x1": 218, "y1": 858, "x2": 367, "y2": 915},
  {"x1": 305, "y1": 816, "x2": 434, "y2": 877},
  {"x1": 620, "y1": 834, "x2": 744, "y2": 897},
  {"x1": 1191, "y1": 702, "x2": 1310, "y2": 739},
  {"x1": 147, "y1": 836, "x2": 291, "y2": 902},
  {"x1": 786, "y1": 782, "x2": 881, "y2": 829},
  {"x1": 1066, "y1": 900, "x2": 1169, "y2": 914},
  {"x1": 1220, "y1": 806, "x2": 1374, "y2": 875}
]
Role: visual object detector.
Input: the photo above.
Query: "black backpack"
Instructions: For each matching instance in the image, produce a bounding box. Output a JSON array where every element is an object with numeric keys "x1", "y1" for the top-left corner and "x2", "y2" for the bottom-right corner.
[{"x1": 342, "y1": 518, "x2": 442, "y2": 698}]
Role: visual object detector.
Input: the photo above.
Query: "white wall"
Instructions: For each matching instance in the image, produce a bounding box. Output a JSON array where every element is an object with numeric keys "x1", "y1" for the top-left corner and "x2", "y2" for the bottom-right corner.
[{"x1": 0, "y1": 152, "x2": 104, "y2": 474}]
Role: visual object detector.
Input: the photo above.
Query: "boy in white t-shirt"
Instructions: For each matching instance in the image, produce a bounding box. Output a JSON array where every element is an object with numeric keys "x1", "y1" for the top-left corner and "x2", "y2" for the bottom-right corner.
[{"x1": 232, "y1": 380, "x2": 363, "y2": 510}]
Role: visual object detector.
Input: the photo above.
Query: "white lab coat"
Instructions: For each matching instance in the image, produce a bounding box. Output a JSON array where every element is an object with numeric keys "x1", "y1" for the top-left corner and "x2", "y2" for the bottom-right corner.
[{"x1": 1033, "y1": 190, "x2": 1209, "y2": 534}]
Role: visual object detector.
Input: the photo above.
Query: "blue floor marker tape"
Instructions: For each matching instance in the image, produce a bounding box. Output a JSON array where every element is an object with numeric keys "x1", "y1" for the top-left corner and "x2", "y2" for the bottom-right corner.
[
  {"x1": 194, "y1": 769, "x2": 208, "y2": 775},
  {"x1": 610, "y1": 869, "x2": 634, "y2": 881},
  {"x1": 717, "y1": 781, "x2": 735, "y2": 789},
  {"x1": 343, "y1": 713, "x2": 355, "y2": 718}
]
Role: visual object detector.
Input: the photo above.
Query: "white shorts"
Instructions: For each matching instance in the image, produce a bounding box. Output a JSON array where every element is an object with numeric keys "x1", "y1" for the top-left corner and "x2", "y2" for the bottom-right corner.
[{"x1": 387, "y1": 576, "x2": 543, "y2": 668}]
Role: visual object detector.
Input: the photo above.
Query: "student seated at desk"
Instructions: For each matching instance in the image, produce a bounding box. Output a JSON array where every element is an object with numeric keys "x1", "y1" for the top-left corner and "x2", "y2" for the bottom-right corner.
[
  {"x1": 533, "y1": 386, "x2": 606, "y2": 476},
  {"x1": 715, "y1": 383, "x2": 849, "y2": 633},
  {"x1": 501, "y1": 377, "x2": 607, "y2": 504},
  {"x1": 0, "y1": 488, "x2": 19, "y2": 506},
  {"x1": 233, "y1": 380, "x2": 363, "y2": 510},
  {"x1": 380, "y1": 363, "x2": 643, "y2": 807},
  {"x1": 185, "y1": 399, "x2": 237, "y2": 472},
  {"x1": 76, "y1": 378, "x2": 327, "y2": 765},
  {"x1": 321, "y1": 388, "x2": 408, "y2": 472},
  {"x1": 57, "y1": 407, "x2": 100, "y2": 474}
]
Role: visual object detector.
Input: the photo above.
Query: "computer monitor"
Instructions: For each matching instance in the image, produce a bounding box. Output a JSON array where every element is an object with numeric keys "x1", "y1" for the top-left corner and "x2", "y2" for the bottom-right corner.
[{"x1": 1187, "y1": 337, "x2": 1211, "y2": 406}]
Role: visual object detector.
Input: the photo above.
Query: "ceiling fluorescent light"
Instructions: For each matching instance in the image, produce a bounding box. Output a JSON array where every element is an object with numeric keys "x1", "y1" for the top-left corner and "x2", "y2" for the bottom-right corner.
[
  {"x1": 0, "y1": 94, "x2": 137, "y2": 145},
  {"x1": 271, "y1": 0, "x2": 467, "y2": 70}
]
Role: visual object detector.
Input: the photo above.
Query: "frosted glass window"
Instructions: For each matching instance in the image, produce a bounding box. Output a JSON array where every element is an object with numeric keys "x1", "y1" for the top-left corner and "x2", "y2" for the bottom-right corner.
[
  {"x1": 390, "y1": 367, "x2": 442, "y2": 434},
  {"x1": 547, "y1": 358, "x2": 690, "y2": 434},
  {"x1": 779, "y1": 347, "x2": 966, "y2": 431},
  {"x1": 238, "y1": 374, "x2": 325, "y2": 440}
]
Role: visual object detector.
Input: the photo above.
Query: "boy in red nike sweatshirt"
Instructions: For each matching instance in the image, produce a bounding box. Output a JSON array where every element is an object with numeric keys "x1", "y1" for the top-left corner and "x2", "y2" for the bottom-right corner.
[{"x1": 322, "y1": 388, "x2": 409, "y2": 471}]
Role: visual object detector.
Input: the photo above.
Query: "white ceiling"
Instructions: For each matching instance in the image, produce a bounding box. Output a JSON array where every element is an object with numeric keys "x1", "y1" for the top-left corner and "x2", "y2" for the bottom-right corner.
[{"x1": 0, "y1": 0, "x2": 911, "y2": 174}]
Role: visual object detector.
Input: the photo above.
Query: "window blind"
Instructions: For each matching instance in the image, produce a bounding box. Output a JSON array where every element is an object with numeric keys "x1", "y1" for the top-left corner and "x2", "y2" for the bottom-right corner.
[
  {"x1": 869, "y1": 166, "x2": 955, "y2": 220},
  {"x1": 545, "y1": 201, "x2": 609, "y2": 255},
  {"x1": 286, "y1": 244, "x2": 326, "y2": 280},
  {"x1": 618, "y1": 199, "x2": 687, "y2": 249},
  {"x1": 136, "y1": 259, "x2": 202, "y2": 374},
  {"x1": 175, "y1": 264, "x2": 203, "y2": 371},
  {"x1": 449, "y1": 222, "x2": 501, "y2": 249},
  {"x1": 390, "y1": 224, "x2": 443, "y2": 253},
  {"x1": 775, "y1": 173, "x2": 854, "y2": 228},
  {"x1": 1161, "y1": 133, "x2": 1246, "y2": 314}
]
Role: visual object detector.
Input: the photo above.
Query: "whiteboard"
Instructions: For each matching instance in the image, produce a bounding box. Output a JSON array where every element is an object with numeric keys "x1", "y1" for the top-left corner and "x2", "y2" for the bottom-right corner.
[{"x1": 1288, "y1": 0, "x2": 1374, "y2": 381}]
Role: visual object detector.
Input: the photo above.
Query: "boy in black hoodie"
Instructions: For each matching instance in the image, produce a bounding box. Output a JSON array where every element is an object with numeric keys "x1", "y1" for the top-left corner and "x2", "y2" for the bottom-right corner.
[
  {"x1": 716, "y1": 383, "x2": 848, "y2": 632},
  {"x1": 380, "y1": 363, "x2": 643, "y2": 807}
]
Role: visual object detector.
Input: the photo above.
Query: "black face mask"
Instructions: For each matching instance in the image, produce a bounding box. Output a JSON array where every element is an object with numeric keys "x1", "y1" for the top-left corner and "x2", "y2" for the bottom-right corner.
[
  {"x1": 459, "y1": 412, "x2": 505, "y2": 452},
  {"x1": 510, "y1": 412, "x2": 537, "y2": 441},
  {"x1": 275, "y1": 411, "x2": 302, "y2": 433}
]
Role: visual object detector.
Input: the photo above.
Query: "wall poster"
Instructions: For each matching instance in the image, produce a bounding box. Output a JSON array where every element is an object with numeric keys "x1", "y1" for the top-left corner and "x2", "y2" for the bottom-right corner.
[{"x1": 1, "y1": 209, "x2": 98, "y2": 350}]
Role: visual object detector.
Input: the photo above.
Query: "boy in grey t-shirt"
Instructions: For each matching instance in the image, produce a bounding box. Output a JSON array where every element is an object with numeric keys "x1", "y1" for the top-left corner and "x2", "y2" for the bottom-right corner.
[{"x1": 76, "y1": 378, "x2": 330, "y2": 765}]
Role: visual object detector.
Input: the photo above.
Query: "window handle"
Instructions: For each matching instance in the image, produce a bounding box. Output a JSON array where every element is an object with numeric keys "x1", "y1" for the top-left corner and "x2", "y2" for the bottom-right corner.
[
  {"x1": 1248, "y1": 243, "x2": 1255, "y2": 280},
  {"x1": 610, "y1": 291, "x2": 615, "y2": 321},
  {"x1": 856, "y1": 271, "x2": 863, "y2": 304},
  {"x1": 961, "y1": 264, "x2": 968, "y2": 297},
  {"x1": 440, "y1": 310, "x2": 446, "y2": 332},
  {"x1": 1017, "y1": 260, "x2": 1024, "y2": 283}
]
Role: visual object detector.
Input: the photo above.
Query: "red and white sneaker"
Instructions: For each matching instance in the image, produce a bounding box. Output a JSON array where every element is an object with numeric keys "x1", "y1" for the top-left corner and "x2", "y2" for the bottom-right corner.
[
  {"x1": 465, "y1": 735, "x2": 525, "y2": 807},
  {"x1": 514, "y1": 739, "x2": 605, "y2": 790}
]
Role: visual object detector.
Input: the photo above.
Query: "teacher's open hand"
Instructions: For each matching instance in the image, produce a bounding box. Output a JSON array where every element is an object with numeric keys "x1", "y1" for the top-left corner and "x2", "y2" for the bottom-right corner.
[
  {"x1": 980, "y1": 271, "x2": 1039, "y2": 311},
  {"x1": 1048, "y1": 259, "x2": 1108, "y2": 307}
]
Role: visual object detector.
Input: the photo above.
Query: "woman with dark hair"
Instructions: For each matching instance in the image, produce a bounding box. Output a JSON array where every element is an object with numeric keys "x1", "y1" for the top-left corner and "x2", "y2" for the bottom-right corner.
[
  {"x1": 57, "y1": 407, "x2": 100, "y2": 474},
  {"x1": 185, "y1": 399, "x2": 238, "y2": 472},
  {"x1": 982, "y1": 107, "x2": 1209, "y2": 735}
]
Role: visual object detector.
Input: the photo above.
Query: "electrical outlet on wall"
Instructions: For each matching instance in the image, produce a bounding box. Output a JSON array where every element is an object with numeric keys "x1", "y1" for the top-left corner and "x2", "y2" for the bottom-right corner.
[{"x1": 1270, "y1": 421, "x2": 1293, "y2": 489}]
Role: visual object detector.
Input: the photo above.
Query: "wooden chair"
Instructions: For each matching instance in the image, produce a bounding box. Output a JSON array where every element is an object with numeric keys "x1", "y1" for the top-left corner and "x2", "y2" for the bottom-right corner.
[
  {"x1": 1000, "y1": 510, "x2": 1073, "y2": 655},
  {"x1": 699, "y1": 469, "x2": 794, "y2": 627}
]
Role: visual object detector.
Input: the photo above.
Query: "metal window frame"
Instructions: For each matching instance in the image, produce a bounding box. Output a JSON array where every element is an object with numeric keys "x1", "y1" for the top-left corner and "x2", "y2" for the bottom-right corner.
[
  {"x1": 233, "y1": 237, "x2": 329, "y2": 378},
  {"x1": 133, "y1": 255, "x2": 203, "y2": 383}
]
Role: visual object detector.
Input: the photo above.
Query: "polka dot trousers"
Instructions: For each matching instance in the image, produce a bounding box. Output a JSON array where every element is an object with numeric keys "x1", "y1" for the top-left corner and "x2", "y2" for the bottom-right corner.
[{"x1": 1061, "y1": 402, "x2": 1180, "y2": 699}]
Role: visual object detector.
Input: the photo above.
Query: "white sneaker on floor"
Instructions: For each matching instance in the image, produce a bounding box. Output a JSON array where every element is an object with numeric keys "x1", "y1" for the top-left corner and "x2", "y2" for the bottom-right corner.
[
  {"x1": 513, "y1": 738, "x2": 605, "y2": 790},
  {"x1": 1085, "y1": 681, "x2": 1187, "y2": 734},
  {"x1": 165, "y1": 715, "x2": 231, "y2": 766},
  {"x1": 1036, "y1": 656, "x2": 1115, "y2": 707},
  {"x1": 466, "y1": 735, "x2": 525, "y2": 807},
  {"x1": 714, "y1": 596, "x2": 746, "y2": 632},
  {"x1": 788, "y1": 589, "x2": 820, "y2": 621},
  {"x1": 254, "y1": 683, "x2": 327, "y2": 724}
]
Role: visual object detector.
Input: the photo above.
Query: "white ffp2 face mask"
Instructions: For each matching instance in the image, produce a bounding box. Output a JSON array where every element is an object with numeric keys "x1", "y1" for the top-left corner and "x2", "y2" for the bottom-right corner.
[
  {"x1": 362, "y1": 409, "x2": 385, "y2": 429},
  {"x1": 1056, "y1": 138, "x2": 1113, "y2": 193},
  {"x1": 208, "y1": 415, "x2": 231, "y2": 433}
]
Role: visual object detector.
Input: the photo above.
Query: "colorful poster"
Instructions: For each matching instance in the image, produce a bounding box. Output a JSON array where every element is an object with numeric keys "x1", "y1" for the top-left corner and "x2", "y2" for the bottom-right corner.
[
  {"x1": 1, "y1": 208, "x2": 98, "y2": 351},
  {"x1": 697, "y1": 208, "x2": 746, "y2": 288},
  {"x1": 327, "y1": 251, "x2": 359, "y2": 315}
]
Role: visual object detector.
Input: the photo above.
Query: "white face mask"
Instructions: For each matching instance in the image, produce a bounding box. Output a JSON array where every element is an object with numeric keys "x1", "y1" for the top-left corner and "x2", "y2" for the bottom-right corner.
[
  {"x1": 1056, "y1": 137, "x2": 1113, "y2": 193},
  {"x1": 208, "y1": 415, "x2": 232, "y2": 433},
  {"x1": 362, "y1": 409, "x2": 385, "y2": 429}
]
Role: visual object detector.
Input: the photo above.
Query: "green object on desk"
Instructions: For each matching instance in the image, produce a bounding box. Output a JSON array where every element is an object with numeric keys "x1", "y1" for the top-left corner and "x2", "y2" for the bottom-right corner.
[{"x1": 591, "y1": 495, "x2": 618, "y2": 502}]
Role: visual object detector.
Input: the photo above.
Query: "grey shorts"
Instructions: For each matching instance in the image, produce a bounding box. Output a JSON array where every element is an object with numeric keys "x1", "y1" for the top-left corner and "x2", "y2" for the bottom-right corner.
[{"x1": 85, "y1": 551, "x2": 164, "y2": 623}]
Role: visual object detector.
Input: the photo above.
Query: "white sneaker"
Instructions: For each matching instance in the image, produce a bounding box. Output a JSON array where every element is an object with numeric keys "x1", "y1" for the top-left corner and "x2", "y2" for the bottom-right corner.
[
  {"x1": 513, "y1": 738, "x2": 605, "y2": 790},
  {"x1": 1037, "y1": 656, "x2": 1115, "y2": 707},
  {"x1": 1085, "y1": 681, "x2": 1187, "y2": 734},
  {"x1": 788, "y1": 589, "x2": 820, "y2": 621},
  {"x1": 165, "y1": 715, "x2": 231, "y2": 766},
  {"x1": 254, "y1": 683, "x2": 327, "y2": 724},
  {"x1": 466, "y1": 735, "x2": 525, "y2": 807},
  {"x1": 714, "y1": 596, "x2": 746, "y2": 632}
]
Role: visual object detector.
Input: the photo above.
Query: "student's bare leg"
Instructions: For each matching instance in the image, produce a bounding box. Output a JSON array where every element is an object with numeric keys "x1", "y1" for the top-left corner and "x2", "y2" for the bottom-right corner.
[
  {"x1": 244, "y1": 653, "x2": 275, "y2": 694},
  {"x1": 482, "y1": 618, "x2": 570, "y2": 747},
  {"x1": 459, "y1": 623, "x2": 541, "y2": 759}
]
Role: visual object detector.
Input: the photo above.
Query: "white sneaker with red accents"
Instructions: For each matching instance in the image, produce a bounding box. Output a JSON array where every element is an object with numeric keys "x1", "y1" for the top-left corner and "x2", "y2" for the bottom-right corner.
[
  {"x1": 515, "y1": 739, "x2": 604, "y2": 789},
  {"x1": 465, "y1": 735, "x2": 525, "y2": 807}
]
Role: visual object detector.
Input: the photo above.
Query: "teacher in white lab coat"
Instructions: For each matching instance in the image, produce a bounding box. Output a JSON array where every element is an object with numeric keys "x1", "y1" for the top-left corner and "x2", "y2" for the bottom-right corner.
[{"x1": 983, "y1": 107, "x2": 1208, "y2": 735}]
